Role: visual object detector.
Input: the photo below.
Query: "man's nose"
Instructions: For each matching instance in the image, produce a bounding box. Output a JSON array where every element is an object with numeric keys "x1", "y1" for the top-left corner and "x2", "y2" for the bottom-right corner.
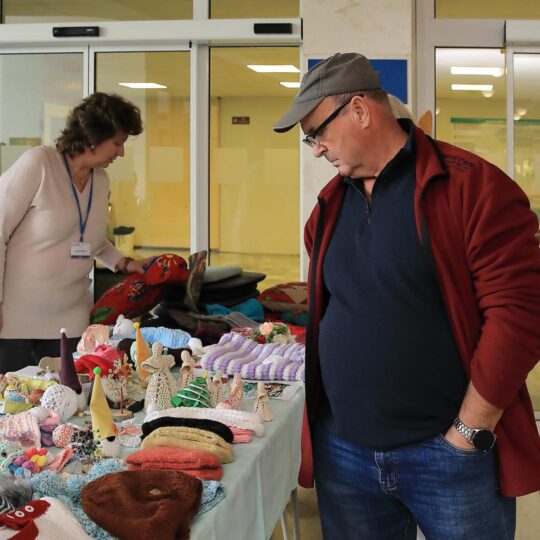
[{"x1": 312, "y1": 142, "x2": 327, "y2": 158}]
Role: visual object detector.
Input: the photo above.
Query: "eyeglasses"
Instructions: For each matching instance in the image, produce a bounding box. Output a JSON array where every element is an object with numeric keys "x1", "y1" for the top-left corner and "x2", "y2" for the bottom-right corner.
[{"x1": 302, "y1": 97, "x2": 354, "y2": 147}]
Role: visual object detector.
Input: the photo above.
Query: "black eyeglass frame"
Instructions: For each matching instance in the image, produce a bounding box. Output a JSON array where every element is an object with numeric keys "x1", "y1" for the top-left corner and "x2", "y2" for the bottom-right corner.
[{"x1": 302, "y1": 96, "x2": 355, "y2": 147}]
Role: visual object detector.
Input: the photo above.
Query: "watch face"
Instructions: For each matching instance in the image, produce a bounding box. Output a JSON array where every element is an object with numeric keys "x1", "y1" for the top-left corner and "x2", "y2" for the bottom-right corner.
[{"x1": 472, "y1": 429, "x2": 496, "y2": 451}]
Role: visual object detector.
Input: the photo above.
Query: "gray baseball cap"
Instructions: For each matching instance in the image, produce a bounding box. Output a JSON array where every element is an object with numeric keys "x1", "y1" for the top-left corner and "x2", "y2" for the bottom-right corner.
[{"x1": 273, "y1": 52, "x2": 381, "y2": 133}]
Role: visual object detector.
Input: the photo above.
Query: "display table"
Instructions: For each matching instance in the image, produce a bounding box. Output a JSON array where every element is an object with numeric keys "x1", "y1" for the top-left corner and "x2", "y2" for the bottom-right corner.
[{"x1": 188, "y1": 387, "x2": 304, "y2": 540}]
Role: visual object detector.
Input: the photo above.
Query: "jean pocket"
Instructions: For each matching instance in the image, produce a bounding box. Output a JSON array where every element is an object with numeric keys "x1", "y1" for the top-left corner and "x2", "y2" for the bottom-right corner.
[{"x1": 437, "y1": 434, "x2": 487, "y2": 456}]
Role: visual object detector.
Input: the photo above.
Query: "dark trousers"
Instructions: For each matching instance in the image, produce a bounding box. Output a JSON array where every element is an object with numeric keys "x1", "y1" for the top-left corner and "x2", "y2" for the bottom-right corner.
[{"x1": 0, "y1": 337, "x2": 80, "y2": 373}]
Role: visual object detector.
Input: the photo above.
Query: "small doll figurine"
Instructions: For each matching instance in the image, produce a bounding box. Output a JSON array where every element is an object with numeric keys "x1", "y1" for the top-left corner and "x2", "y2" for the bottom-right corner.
[
  {"x1": 228, "y1": 373, "x2": 244, "y2": 410},
  {"x1": 142, "y1": 343, "x2": 177, "y2": 415},
  {"x1": 253, "y1": 382, "x2": 275, "y2": 422},
  {"x1": 179, "y1": 350, "x2": 196, "y2": 390},
  {"x1": 212, "y1": 370, "x2": 226, "y2": 407}
]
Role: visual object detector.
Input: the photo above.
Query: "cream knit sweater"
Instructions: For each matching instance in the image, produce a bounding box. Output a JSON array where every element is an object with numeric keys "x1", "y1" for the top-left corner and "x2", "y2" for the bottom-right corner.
[{"x1": 0, "y1": 146, "x2": 122, "y2": 339}]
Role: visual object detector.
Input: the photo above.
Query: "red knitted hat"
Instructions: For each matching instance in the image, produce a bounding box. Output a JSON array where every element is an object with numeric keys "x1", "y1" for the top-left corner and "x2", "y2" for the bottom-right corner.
[{"x1": 81, "y1": 469, "x2": 202, "y2": 540}]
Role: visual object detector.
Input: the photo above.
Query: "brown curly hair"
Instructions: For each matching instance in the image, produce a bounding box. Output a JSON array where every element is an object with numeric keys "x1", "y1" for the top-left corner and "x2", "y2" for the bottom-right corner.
[{"x1": 56, "y1": 92, "x2": 143, "y2": 155}]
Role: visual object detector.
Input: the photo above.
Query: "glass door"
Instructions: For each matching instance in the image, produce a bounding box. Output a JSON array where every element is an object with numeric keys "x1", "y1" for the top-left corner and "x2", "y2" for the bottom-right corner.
[
  {"x1": 0, "y1": 51, "x2": 84, "y2": 173},
  {"x1": 92, "y1": 49, "x2": 191, "y2": 265},
  {"x1": 513, "y1": 51, "x2": 540, "y2": 411}
]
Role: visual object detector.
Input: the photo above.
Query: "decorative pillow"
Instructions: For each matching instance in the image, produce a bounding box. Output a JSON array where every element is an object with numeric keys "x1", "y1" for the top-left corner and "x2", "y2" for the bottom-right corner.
[
  {"x1": 90, "y1": 254, "x2": 189, "y2": 325},
  {"x1": 257, "y1": 281, "x2": 308, "y2": 313}
]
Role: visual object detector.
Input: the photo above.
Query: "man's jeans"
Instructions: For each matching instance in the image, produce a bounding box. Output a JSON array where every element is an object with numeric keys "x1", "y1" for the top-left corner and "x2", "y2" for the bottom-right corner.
[{"x1": 313, "y1": 424, "x2": 516, "y2": 540}]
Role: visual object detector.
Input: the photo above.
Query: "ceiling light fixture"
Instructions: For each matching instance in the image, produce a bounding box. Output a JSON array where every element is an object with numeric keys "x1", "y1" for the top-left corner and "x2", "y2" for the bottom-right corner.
[
  {"x1": 247, "y1": 65, "x2": 300, "y2": 73},
  {"x1": 118, "y1": 82, "x2": 167, "y2": 89},
  {"x1": 481, "y1": 90, "x2": 494, "y2": 98},
  {"x1": 451, "y1": 66, "x2": 504, "y2": 77},
  {"x1": 452, "y1": 84, "x2": 493, "y2": 91},
  {"x1": 516, "y1": 107, "x2": 527, "y2": 116},
  {"x1": 280, "y1": 82, "x2": 301, "y2": 88}
]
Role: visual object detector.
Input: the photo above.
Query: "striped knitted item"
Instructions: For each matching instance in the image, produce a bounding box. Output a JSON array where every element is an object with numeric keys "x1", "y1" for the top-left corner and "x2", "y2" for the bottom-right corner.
[
  {"x1": 200, "y1": 332, "x2": 305, "y2": 381},
  {"x1": 0, "y1": 496, "x2": 14, "y2": 516}
]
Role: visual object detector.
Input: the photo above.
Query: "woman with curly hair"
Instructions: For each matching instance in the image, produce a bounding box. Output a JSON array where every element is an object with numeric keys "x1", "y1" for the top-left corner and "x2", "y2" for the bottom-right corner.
[{"x1": 0, "y1": 92, "x2": 149, "y2": 370}]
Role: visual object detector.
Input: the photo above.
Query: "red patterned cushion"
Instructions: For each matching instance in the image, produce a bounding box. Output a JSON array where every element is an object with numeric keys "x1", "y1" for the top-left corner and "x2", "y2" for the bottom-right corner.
[
  {"x1": 90, "y1": 254, "x2": 188, "y2": 324},
  {"x1": 257, "y1": 281, "x2": 308, "y2": 313}
]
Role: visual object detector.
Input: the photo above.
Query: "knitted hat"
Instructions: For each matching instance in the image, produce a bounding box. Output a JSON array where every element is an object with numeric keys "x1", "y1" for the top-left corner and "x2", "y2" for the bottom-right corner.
[
  {"x1": 81, "y1": 469, "x2": 202, "y2": 540},
  {"x1": 89, "y1": 368, "x2": 116, "y2": 441},
  {"x1": 141, "y1": 416, "x2": 233, "y2": 443},
  {"x1": 141, "y1": 426, "x2": 234, "y2": 464},
  {"x1": 127, "y1": 446, "x2": 223, "y2": 481},
  {"x1": 171, "y1": 375, "x2": 211, "y2": 408},
  {"x1": 59, "y1": 328, "x2": 82, "y2": 393},
  {"x1": 134, "y1": 322, "x2": 151, "y2": 382},
  {"x1": 40, "y1": 385, "x2": 78, "y2": 423}
]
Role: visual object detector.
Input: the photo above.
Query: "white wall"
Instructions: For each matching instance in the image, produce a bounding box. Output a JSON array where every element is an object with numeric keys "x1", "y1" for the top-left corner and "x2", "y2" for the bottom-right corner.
[{"x1": 300, "y1": 0, "x2": 414, "y2": 276}]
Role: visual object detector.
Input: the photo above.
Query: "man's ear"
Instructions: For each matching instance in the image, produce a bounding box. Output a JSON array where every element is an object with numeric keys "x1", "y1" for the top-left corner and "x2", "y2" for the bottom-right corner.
[{"x1": 350, "y1": 95, "x2": 370, "y2": 126}]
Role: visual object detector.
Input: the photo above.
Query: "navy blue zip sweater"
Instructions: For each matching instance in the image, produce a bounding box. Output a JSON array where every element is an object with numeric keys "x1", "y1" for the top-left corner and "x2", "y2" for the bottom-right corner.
[{"x1": 318, "y1": 124, "x2": 468, "y2": 449}]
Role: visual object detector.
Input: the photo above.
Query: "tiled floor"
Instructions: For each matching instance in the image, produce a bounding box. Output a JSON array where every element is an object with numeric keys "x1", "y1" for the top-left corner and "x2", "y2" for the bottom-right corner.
[{"x1": 271, "y1": 489, "x2": 540, "y2": 540}]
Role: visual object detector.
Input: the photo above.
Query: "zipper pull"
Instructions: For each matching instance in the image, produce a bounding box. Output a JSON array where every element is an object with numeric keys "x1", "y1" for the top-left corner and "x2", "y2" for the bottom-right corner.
[{"x1": 366, "y1": 201, "x2": 372, "y2": 225}]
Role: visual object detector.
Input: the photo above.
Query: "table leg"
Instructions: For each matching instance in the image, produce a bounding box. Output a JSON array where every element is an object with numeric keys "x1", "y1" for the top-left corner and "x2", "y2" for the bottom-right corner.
[
  {"x1": 291, "y1": 487, "x2": 300, "y2": 540},
  {"x1": 280, "y1": 513, "x2": 290, "y2": 540}
]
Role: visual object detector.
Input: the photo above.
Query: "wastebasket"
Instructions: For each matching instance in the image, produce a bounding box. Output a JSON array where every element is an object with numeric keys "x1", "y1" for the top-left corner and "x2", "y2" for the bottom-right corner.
[{"x1": 113, "y1": 226, "x2": 135, "y2": 258}]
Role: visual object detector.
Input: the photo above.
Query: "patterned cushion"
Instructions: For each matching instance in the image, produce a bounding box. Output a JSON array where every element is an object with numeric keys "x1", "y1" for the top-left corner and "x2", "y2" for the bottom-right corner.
[
  {"x1": 257, "y1": 282, "x2": 308, "y2": 313},
  {"x1": 90, "y1": 254, "x2": 189, "y2": 324}
]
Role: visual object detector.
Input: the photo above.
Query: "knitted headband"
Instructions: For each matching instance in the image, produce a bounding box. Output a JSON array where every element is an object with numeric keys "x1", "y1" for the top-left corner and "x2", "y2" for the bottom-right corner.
[
  {"x1": 127, "y1": 446, "x2": 223, "y2": 480},
  {"x1": 141, "y1": 416, "x2": 234, "y2": 443},
  {"x1": 144, "y1": 406, "x2": 265, "y2": 436}
]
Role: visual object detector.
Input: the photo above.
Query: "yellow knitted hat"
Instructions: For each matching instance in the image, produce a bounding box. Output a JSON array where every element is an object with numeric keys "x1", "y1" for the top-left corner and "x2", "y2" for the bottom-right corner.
[
  {"x1": 90, "y1": 367, "x2": 116, "y2": 441},
  {"x1": 134, "y1": 322, "x2": 151, "y2": 382},
  {"x1": 141, "y1": 426, "x2": 234, "y2": 463}
]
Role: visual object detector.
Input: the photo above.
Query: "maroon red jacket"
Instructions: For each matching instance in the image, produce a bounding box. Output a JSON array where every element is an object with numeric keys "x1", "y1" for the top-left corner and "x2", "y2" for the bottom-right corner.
[{"x1": 301, "y1": 126, "x2": 540, "y2": 497}]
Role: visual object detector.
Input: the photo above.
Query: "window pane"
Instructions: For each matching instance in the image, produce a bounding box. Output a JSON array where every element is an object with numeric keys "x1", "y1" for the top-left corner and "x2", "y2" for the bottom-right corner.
[
  {"x1": 436, "y1": 0, "x2": 540, "y2": 19},
  {"x1": 435, "y1": 48, "x2": 507, "y2": 172},
  {"x1": 211, "y1": 0, "x2": 298, "y2": 19},
  {"x1": 514, "y1": 52, "x2": 540, "y2": 410},
  {"x1": 0, "y1": 53, "x2": 83, "y2": 173},
  {"x1": 209, "y1": 46, "x2": 300, "y2": 289},
  {"x1": 2, "y1": 0, "x2": 192, "y2": 23},
  {"x1": 95, "y1": 51, "x2": 190, "y2": 262}
]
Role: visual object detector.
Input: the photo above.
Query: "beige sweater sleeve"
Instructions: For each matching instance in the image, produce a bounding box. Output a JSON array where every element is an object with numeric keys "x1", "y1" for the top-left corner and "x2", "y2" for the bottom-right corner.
[{"x1": 0, "y1": 149, "x2": 45, "y2": 302}]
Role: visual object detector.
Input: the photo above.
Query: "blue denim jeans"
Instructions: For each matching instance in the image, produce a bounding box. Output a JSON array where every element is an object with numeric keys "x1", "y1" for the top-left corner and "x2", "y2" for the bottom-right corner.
[{"x1": 313, "y1": 424, "x2": 516, "y2": 540}]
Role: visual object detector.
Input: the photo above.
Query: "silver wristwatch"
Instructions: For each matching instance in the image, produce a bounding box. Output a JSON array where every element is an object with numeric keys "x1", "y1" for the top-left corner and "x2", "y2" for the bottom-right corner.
[{"x1": 452, "y1": 417, "x2": 496, "y2": 451}]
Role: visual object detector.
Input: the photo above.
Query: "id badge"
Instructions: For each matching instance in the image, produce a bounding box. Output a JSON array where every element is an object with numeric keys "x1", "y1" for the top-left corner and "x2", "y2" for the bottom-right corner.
[{"x1": 70, "y1": 242, "x2": 91, "y2": 258}]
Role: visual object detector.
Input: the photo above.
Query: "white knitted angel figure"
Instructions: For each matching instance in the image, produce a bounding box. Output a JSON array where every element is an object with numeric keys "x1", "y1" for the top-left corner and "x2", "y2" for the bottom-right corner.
[
  {"x1": 253, "y1": 382, "x2": 275, "y2": 422},
  {"x1": 206, "y1": 370, "x2": 226, "y2": 407},
  {"x1": 212, "y1": 370, "x2": 226, "y2": 406},
  {"x1": 142, "y1": 342, "x2": 177, "y2": 415},
  {"x1": 179, "y1": 350, "x2": 196, "y2": 390},
  {"x1": 228, "y1": 372, "x2": 244, "y2": 410},
  {"x1": 206, "y1": 375, "x2": 218, "y2": 407}
]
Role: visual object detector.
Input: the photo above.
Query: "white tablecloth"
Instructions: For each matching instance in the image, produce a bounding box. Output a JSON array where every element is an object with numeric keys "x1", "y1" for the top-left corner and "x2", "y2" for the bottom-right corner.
[{"x1": 190, "y1": 387, "x2": 304, "y2": 540}]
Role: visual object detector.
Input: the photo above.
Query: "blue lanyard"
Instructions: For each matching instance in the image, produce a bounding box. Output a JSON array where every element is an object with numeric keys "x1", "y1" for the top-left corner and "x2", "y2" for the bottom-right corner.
[{"x1": 62, "y1": 152, "x2": 94, "y2": 242}]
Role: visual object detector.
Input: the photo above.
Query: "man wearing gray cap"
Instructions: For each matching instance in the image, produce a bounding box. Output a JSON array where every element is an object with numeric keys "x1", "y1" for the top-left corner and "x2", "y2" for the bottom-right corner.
[{"x1": 274, "y1": 52, "x2": 540, "y2": 539}]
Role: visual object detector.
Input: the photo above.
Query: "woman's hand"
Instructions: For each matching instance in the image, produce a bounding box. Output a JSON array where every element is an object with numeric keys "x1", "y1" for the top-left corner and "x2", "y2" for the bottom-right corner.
[
  {"x1": 126, "y1": 257, "x2": 154, "y2": 275},
  {"x1": 116, "y1": 256, "x2": 155, "y2": 275}
]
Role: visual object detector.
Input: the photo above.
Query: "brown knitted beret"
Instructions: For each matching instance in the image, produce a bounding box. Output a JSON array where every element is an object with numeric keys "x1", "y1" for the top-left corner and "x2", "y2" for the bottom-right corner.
[{"x1": 81, "y1": 469, "x2": 202, "y2": 540}]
